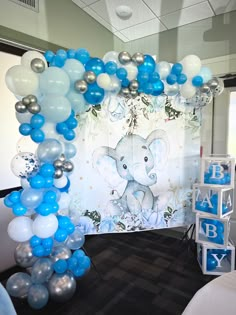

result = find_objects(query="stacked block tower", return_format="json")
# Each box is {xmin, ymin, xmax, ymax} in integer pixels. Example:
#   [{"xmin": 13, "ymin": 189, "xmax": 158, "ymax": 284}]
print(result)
[{"xmin": 193, "ymin": 155, "xmax": 235, "ymax": 275}]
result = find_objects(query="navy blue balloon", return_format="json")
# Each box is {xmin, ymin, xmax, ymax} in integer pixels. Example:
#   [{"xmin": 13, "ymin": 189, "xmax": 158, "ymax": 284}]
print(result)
[
  {"xmin": 19, "ymin": 123, "xmax": 32, "ymax": 136},
  {"xmin": 149, "ymin": 72, "xmax": 160, "ymax": 83},
  {"xmin": 116, "ymin": 67, "xmax": 127, "ymax": 80},
  {"xmin": 75, "ymin": 48, "xmax": 90, "ymax": 64},
  {"xmin": 166, "ymin": 74, "xmax": 177, "ymax": 85},
  {"xmin": 152, "ymin": 80, "xmax": 164, "ymax": 96},
  {"xmin": 171, "ymin": 63, "xmax": 183, "ymax": 75},
  {"xmin": 30, "ymin": 129, "xmax": 45, "ymax": 143},
  {"xmin": 138, "ymin": 54, "xmax": 155, "ymax": 74},
  {"xmin": 30, "ymin": 114, "xmax": 45, "ymax": 129},
  {"xmin": 105, "ymin": 61, "xmax": 117, "ymax": 75},
  {"xmin": 137, "ymin": 71, "xmax": 149, "ymax": 84},
  {"xmin": 177, "ymin": 73, "xmax": 187, "ymax": 85},
  {"xmin": 85, "ymin": 57, "xmax": 104, "ymax": 76},
  {"xmin": 44, "ymin": 50, "xmax": 54, "ymax": 63},
  {"xmin": 67, "ymin": 49, "xmax": 76, "ymax": 59},
  {"xmin": 192, "ymin": 75, "xmax": 203, "ymax": 87},
  {"xmin": 84, "ymin": 83, "xmax": 104, "ymax": 105}
]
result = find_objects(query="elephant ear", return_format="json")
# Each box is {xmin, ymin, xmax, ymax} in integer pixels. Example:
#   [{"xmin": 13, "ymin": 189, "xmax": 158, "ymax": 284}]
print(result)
[
  {"xmin": 146, "ymin": 129, "xmax": 169, "ymax": 170},
  {"xmin": 92, "ymin": 146, "xmax": 126, "ymax": 189}
]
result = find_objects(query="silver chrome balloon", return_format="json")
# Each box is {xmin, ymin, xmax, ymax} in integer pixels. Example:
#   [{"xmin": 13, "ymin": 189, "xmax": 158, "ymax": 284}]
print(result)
[
  {"xmin": 130, "ymin": 90, "xmax": 138, "ymax": 98},
  {"xmin": 129, "ymin": 80, "xmax": 139, "ymax": 91},
  {"xmin": 50, "ymin": 244, "xmax": 72, "ymax": 263},
  {"xmin": 132, "ymin": 52, "xmax": 144, "ymax": 65},
  {"xmin": 22, "ymin": 96, "xmax": 31, "ymax": 106},
  {"xmin": 84, "ymin": 71, "xmax": 96, "ymax": 84},
  {"xmin": 15, "ymin": 101, "xmax": 27, "ymax": 113},
  {"xmin": 53, "ymin": 159, "xmax": 64, "ymax": 169},
  {"xmin": 62, "ymin": 161, "xmax": 74, "ymax": 172},
  {"xmin": 28, "ymin": 102, "xmax": 41, "ymax": 114},
  {"xmin": 28, "ymin": 95, "xmax": 38, "ymax": 103},
  {"xmin": 54, "ymin": 168, "xmax": 63, "ymax": 179},
  {"xmin": 48, "ymin": 272, "xmax": 76, "ymax": 302},
  {"xmin": 14, "ymin": 241, "xmax": 37, "ymax": 268},
  {"xmin": 118, "ymin": 51, "xmax": 131, "ymax": 65},
  {"xmin": 74, "ymin": 79, "xmax": 88, "ymax": 94},
  {"xmin": 31, "ymin": 58, "xmax": 46, "ymax": 73},
  {"xmin": 120, "ymin": 87, "xmax": 130, "ymax": 97},
  {"xmin": 59, "ymin": 154, "xmax": 66, "ymax": 162},
  {"xmin": 200, "ymin": 83, "xmax": 210, "ymax": 94}
]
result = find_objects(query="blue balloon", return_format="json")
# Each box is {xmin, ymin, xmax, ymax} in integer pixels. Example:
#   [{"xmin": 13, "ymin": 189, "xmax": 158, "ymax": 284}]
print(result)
[
  {"xmin": 73, "ymin": 249, "xmax": 85, "ymax": 259},
  {"xmin": 149, "ymin": 72, "xmax": 160, "ymax": 83},
  {"xmin": 58, "ymin": 178, "xmax": 71, "ymax": 192},
  {"xmin": 116, "ymin": 68, "xmax": 127, "ymax": 80},
  {"xmin": 67, "ymin": 257, "xmax": 78, "ymax": 271},
  {"xmin": 58, "ymin": 215, "xmax": 71, "ymax": 229},
  {"xmin": 4, "ymin": 196, "xmax": 13, "ymax": 207},
  {"xmin": 105, "ymin": 61, "xmax": 117, "ymax": 75},
  {"xmin": 53, "ymin": 259, "xmax": 68, "ymax": 274},
  {"xmin": 42, "ymin": 237, "xmax": 53, "ymax": 249},
  {"xmin": 32, "ymin": 245, "xmax": 45, "ymax": 257},
  {"xmin": 66, "ymin": 222, "xmax": 75, "ymax": 235},
  {"xmin": 30, "ymin": 129, "xmax": 45, "ymax": 143},
  {"xmin": 73, "ymin": 267, "xmax": 85, "ymax": 277},
  {"xmin": 56, "ymin": 122, "xmax": 69, "ymax": 135},
  {"xmin": 30, "ymin": 175, "xmax": 46, "ymax": 189},
  {"xmin": 40, "ymin": 163, "xmax": 55, "ymax": 178},
  {"xmin": 50, "ymin": 202, "xmax": 59, "ymax": 213},
  {"xmin": 54, "ymin": 55, "xmax": 65, "ymax": 68},
  {"xmin": 177, "ymin": 73, "xmax": 187, "ymax": 85},
  {"xmin": 80, "ymin": 256, "xmax": 91, "ymax": 269},
  {"xmin": 85, "ymin": 57, "xmax": 105, "ymax": 76},
  {"xmin": 36, "ymin": 202, "xmax": 53, "ymax": 216},
  {"xmin": 56, "ymin": 49, "xmax": 67, "ymax": 61},
  {"xmin": 44, "ymin": 177, "xmax": 54, "ymax": 188},
  {"xmin": 138, "ymin": 54, "xmax": 155, "ymax": 74},
  {"xmin": 64, "ymin": 129, "xmax": 76, "ymax": 141},
  {"xmin": 30, "ymin": 114, "xmax": 45, "ymax": 129},
  {"xmin": 171, "ymin": 63, "xmax": 183, "ymax": 75},
  {"xmin": 166, "ymin": 74, "xmax": 177, "ymax": 85},
  {"xmin": 192, "ymin": 75, "xmax": 203, "ymax": 87},
  {"xmin": 67, "ymin": 49, "xmax": 76, "ymax": 59},
  {"xmin": 43, "ymin": 190, "xmax": 57, "ymax": 203},
  {"xmin": 19, "ymin": 123, "xmax": 31, "ymax": 136},
  {"xmin": 27, "ymin": 284, "xmax": 49, "ymax": 310},
  {"xmin": 12, "ymin": 203, "xmax": 27, "ymax": 216},
  {"xmin": 44, "ymin": 50, "xmax": 54, "ymax": 63},
  {"xmin": 65, "ymin": 117, "xmax": 78, "ymax": 130},
  {"xmin": 9, "ymin": 191, "xmax": 21, "ymax": 203},
  {"xmin": 137, "ymin": 71, "xmax": 149, "ymax": 84},
  {"xmin": 75, "ymin": 48, "xmax": 90, "ymax": 64},
  {"xmin": 152, "ymin": 80, "xmax": 164, "ymax": 96},
  {"xmin": 54, "ymin": 228, "xmax": 68, "ymax": 242},
  {"xmin": 84, "ymin": 82, "xmax": 104, "ymax": 105},
  {"xmin": 121, "ymin": 78, "xmax": 130, "ymax": 87},
  {"xmin": 143, "ymin": 82, "xmax": 153, "ymax": 94},
  {"xmin": 30, "ymin": 235, "xmax": 42, "ymax": 248},
  {"xmin": 64, "ymin": 142, "xmax": 77, "ymax": 159},
  {"xmin": 206, "ymin": 256, "xmax": 217, "ymax": 271}
]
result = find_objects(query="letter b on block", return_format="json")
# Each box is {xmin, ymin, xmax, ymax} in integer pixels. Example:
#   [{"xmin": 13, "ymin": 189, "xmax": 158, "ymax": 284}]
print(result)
[{"xmin": 204, "ymin": 223, "xmax": 217, "ymax": 238}]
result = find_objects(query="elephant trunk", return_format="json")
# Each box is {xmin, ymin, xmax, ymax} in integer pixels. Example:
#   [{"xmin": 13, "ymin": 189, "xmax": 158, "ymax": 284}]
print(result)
[{"xmin": 133, "ymin": 165, "xmax": 157, "ymax": 186}]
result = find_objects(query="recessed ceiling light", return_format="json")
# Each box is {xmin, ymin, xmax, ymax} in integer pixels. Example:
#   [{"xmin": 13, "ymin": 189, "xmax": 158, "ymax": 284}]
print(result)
[{"xmin": 115, "ymin": 5, "xmax": 133, "ymax": 20}]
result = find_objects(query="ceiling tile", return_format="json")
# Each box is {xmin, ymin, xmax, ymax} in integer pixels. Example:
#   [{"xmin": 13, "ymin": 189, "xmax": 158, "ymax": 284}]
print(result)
[
  {"xmin": 209, "ymin": 0, "xmax": 236, "ymax": 15},
  {"xmin": 72, "ymin": 0, "xmax": 87, "ymax": 8},
  {"xmin": 143, "ymin": 0, "xmax": 205, "ymax": 17},
  {"xmin": 82, "ymin": 0, "xmax": 100, "ymax": 5},
  {"xmin": 120, "ymin": 18, "xmax": 167, "ymax": 41},
  {"xmin": 159, "ymin": 1, "xmax": 214, "ymax": 29},
  {"xmin": 88, "ymin": 0, "xmax": 156, "ymax": 31},
  {"xmin": 114, "ymin": 31, "xmax": 130, "ymax": 42},
  {"xmin": 84, "ymin": 6, "xmax": 117, "ymax": 32}
]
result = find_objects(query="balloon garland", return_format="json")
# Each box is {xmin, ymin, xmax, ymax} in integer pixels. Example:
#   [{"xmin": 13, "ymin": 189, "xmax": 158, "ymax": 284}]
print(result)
[{"xmin": 3, "ymin": 48, "xmax": 223, "ymax": 309}]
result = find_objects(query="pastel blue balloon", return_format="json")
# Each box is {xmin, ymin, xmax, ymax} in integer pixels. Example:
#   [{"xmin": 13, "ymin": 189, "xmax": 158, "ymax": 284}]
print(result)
[
  {"xmin": 138, "ymin": 54, "xmax": 155, "ymax": 74},
  {"xmin": 105, "ymin": 61, "xmax": 117, "ymax": 75},
  {"xmin": 63, "ymin": 59, "xmax": 85, "ymax": 85},
  {"xmin": 75, "ymin": 48, "xmax": 90, "ymax": 64},
  {"xmin": 64, "ymin": 142, "xmax": 77, "ymax": 159},
  {"xmin": 19, "ymin": 123, "xmax": 31, "ymax": 136},
  {"xmin": 40, "ymin": 95, "xmax": 71, "ymax": 123},
  {"xmin": 171, "ymin": 63, "xmax": 183, "ymax": 75},
  {"xmin": 20, "ymin": 188, "xmax": 44, "ymax": 208},
  {"xmin": 31, "ymin": 258, "xmax": 53, "ymax": 284},
  {"xmin": 177, "ymin": 73, "xmax": 187, "ymax": 85},
  {"xmin": 30, "ymin": 129, "xmax": 45, "ymax": 143},
  {"xmin": 65, "ymin": 228, "xmax": 85, "ymax": 250},
  {"xmin": 85, "ymin": 57, "xmax": 105, "ymax": 75},
  {"xmin": 199, "ymin": 66, "xmax": 212, "ymax": 83},
  {"xmin": 84, "ymin": 82, "xmax": 104, "ymax": 105},
  {"xmin": 37, "ymin": 139, "xmax": 62, "ymax": 163},
  {"xmin": 192, "ymin": 75, "xmax": 203, "ymax": 87},
  {"xmin": 44, "ymin": 50, "xmax": 54, "ymax": 63},
  {"xmin": 152, "ymin": 80, "xmax": 164, "ymax": 96},
  {"xmin": 39, "ymin": 67, "xmax": 70, "ymax": 95},
  {"xmin": 67, "ymin": 90, "xmax": 87, "ymax": 114},
  {"xmin": 27, "ymin": 284, "xmax": 49, "ymax": 310},
  {"xmin": 166, "ymin": 74, "xmax": 177, "ymax": 85}
]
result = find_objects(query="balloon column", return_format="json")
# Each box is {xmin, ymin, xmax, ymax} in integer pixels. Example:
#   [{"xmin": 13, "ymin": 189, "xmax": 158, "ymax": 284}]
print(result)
[{"xmin": 3, "ymin": 48, "xmax": 222, "ymax": 309}]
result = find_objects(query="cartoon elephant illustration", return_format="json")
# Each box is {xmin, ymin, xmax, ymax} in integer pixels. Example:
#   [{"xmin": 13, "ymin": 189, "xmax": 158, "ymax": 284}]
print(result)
[{"xmin": 93, "ymin": 130, "xmax": 169, "ymax": 216}]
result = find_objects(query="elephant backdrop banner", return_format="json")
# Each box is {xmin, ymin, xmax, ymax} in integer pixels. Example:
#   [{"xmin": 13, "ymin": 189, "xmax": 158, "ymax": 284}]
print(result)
[{"xmin": 67, "ymin": 94, "xmax": 200, "ymax": 234}]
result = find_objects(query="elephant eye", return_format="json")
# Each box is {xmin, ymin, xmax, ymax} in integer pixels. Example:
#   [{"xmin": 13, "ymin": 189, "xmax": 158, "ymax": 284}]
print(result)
[
  {"xmin": 144, "ymin": 156, "xmax": 148, "ymax": 162},
  {"xmin": 123, "ymin": 164, "xmax": 127, "ymax": 169}
]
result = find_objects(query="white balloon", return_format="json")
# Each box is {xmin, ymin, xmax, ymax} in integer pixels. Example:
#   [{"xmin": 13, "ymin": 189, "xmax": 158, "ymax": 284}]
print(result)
[
  {"xmin": 11, "ymin": 152, "xmax": 39, "ymax": 178},
  {"xmin": 16, "ymin": 136, "xmax": 38, "ymax": 153},
  {"xmin": 97, "ymin": 73, "xmax": 111, "ymax": 89},
  {"xmin": 180, "ymin": 81, "xmax": 196, "ymax": 98},
  {"xmin": 108, "ymin": 75, "xmax": 121, "ymax": 93},
  {"xmin": 20, "ymin": 178, "xmax": 31, "ymax": 189},
  {"xmin": 181, "ymin": 55, "xmax": 201, "ymax": 78},
  {"xmin": 103, "ymin": 51, "xmax": 120, "ymax": 65},
  {"xmin": 58, "ymin": 192, "xmax": 71, "ymax": 211},
  {"xmin": 15, "ymin": 111, "xmax": 33, "ymax": 124},
  {"xmin": 5, "ymin": 65, "xmax": 39, "ymax": 96},
  {"xmin": 164, "ymin": 82, "xmax": 179, "ymax": 96},
  {"xmin": 21, "ymin": 51, "xmax": 48, "ymax": 70},
  {"xmin": 32, "ymin": 214, "xmax": 58, "ymax": 238},
  {"xmin": 156, "ymin": 61, "xmax": 171, "ymax": 80},
  {"xmin": 124, "ymin": 62, "xmax": 138, "ymax": 81},
  {"xmin": 54, "ymin": 175, "xmax": 68, "ymax": 189},
  {"xmin": 8, "ymin": 217, "xmax": 33, "ymax": 242}
]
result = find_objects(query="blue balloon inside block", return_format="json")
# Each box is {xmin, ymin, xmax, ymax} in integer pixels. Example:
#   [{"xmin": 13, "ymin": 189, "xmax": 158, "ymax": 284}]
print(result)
[
  {"xmin": 206, "ymin": 255, "xmax": 217, "ymax": 271},
  {"xmin": 195, "ymin": 201, "xmax": 209, "ymax": 212}
]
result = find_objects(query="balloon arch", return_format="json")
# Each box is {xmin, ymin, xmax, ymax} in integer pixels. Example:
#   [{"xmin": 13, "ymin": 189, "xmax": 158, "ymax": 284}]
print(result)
[{"xmin": 3, "ymin": 48, "xmax": 223, "ymax": 309}]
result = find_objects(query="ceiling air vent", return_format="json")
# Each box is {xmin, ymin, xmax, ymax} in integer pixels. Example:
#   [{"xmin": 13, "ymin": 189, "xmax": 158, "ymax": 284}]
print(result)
[{"xmin": 9, "ymin": 0, "xmax": 39, "ymax": 12}]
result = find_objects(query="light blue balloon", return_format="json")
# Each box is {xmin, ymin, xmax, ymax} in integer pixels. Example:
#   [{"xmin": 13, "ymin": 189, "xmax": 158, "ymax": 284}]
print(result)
[
  {"xmin": 27, "ymin": 284, "xmax": 49, "ymax": 310},
  {"xmin": 64, "ymin": 143, "xmax": 77, "ymax": 159},
  {"xmin": 31, "ymin": 258, "xmax": 53, "ymax": 284},
  {"xmin": 37, "ymin": 139, "xmax": 62, "ymax": 163},
  {"xmin": 199, "ymin": 67, "xmax": 212, "ymax": 83},
  {"xmin": 40, "ymin": 95, "xmax": 71, "ymax": 123},
  {"xmin": 63, "ymin": 59, "xmax": 85, "ymax": 85},
  {"xmin": 65, "ymin": 228, "xmax": 85, "ymax": 250},
  {"xmin": 67, "ymin": 90, "xmax": 88, "ymax": 114},
  {"xmin": 39, "ymin": 67, "xmax": 70, "ymax": 95},
  {"xmin": 6, "ymin": 272, "xmax": 32, "ymax": 298},
  {"xmin": 20, "ymin": 188, "xmax": 44, "ymax": 208}
]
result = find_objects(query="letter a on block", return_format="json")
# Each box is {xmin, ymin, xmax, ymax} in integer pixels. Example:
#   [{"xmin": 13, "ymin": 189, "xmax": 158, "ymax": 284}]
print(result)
[
  {"xmin": 201, "ymin": 193, "xmax": 213, "ymax": 208},
  {"xmin": 211, "ymin": 253, "xmax": 227, "ymax": 268},
  {"xmin": 204, "ymin": 223, "xmax": 217, "ymax": 238},
  {"xmin": 227, "ymin": 194, "xmax": 232, "ymax": 207},
  {"xmin": 211, "ymin": 164, "xmax": 224, "ymax": 179}
]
